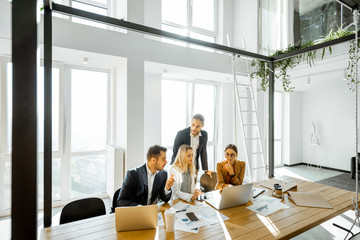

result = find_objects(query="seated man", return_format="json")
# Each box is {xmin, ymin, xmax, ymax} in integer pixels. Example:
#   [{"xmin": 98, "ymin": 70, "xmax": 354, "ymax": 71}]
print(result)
[{"xmin": 117, "ymin": 145, "xmax": 175, "ymax": 206}]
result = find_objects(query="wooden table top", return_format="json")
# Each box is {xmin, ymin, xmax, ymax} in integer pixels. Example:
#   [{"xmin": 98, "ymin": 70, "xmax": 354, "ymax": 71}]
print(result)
[{"xmin": 40, "ymin": 176, "xmax": 356, "ymax": 240}]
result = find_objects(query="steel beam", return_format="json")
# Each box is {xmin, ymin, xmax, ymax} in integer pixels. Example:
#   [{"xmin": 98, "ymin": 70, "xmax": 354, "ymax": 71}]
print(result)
[{"xmin": 51, "ymin": 3, "xmax": 272, "ymax": 62}]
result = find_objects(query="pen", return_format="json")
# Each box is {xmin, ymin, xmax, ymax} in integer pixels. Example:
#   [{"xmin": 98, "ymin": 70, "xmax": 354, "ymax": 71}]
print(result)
[{"xmin": 176, "ymin": 209, "xmax": 186, "ymax": 213}]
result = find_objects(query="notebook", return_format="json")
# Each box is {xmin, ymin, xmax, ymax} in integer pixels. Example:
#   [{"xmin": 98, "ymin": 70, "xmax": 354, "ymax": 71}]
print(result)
[
  {"xmin": 205, "ymin": 183, "xmax": 253, "ymax": 210},
  {"xmin": 115, "ymin": 205, "xmax": 158, "ymax": 231}
]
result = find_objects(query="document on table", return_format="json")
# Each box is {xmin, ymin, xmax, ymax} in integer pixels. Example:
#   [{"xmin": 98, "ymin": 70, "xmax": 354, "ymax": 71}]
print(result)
[
  {"xmin": 247, "ymin": 195, "xmax": 289, "ymax": 216},
  {"xmin": 169, "ymin": 202, "xmax": 229, "ymax": 233}
]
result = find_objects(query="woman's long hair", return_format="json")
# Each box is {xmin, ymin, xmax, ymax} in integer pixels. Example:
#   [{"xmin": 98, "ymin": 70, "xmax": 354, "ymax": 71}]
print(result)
[{"xmin": 173, "ymin": 144, "xmax": 195, "ymax": 178}]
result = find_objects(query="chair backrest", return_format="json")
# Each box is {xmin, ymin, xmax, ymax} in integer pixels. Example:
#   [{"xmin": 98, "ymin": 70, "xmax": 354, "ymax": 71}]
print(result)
[
  {"xmin": 110, "ymin": 188, "xmax": 121, "ymax": 214},
  {"xmin": 200, "ymin": 172, "xmax": 217, "ymax": 192},
  {"xmin": 59, "ymin": 197, "xmax": 106, "ymax": 225}
]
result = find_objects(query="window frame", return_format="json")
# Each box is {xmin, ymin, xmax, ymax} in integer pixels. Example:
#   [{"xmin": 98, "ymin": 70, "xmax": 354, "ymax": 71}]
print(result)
[
  {"xmin": 162, "ymin": 0, "xmax": 218, "ymax": 44},
  {"xmin": 161, "ymin": 76, "xmax": 220, "ymax": 171},
  {"xmin": 0, "ymin": 60, "xmax": 112, "ymax": 216}
]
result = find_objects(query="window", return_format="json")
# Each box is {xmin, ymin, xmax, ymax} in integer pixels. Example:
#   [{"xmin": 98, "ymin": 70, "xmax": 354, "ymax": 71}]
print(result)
[
  {"xmin": 161, "ymin": 79, "xmax": 218, "ymax": 170},
  {"xmin": 70, "ymin": 68, "xmax": 108, "ymax": 198},
  {"xmin": 162, "ymin": 0, "xmax": 217, "ymax": 48},
  {"xmin": 0, "ymin": 60, "xmax": 110, "ymax": 215}
]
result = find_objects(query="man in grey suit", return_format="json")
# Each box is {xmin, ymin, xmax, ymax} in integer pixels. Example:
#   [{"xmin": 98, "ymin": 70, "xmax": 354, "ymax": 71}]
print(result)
[{"xmin": 171, "ymin": 114, "xmax": 212, "ymax": 177}]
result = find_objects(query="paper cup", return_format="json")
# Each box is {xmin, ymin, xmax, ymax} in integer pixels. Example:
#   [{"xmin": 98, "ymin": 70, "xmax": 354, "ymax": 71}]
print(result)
[{"xmin": 165, "ymin": 209, "xmax": 176, "ymax": 232}]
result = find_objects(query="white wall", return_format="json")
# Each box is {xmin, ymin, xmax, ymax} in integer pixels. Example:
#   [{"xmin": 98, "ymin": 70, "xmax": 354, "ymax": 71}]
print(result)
[
  {"xmin": 302, "ymin": 87, "xmax": 354, "ymax": 171},
  {"xmin": 233, "ymin": 0, "xmax": 258, "ymax": 52},
  {"xmin": 283, "ymin": 92, "xmax": 303, "ymax": 165}
]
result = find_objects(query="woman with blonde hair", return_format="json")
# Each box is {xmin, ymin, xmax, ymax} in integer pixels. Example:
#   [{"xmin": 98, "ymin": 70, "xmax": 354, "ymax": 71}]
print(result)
[
  {"xmin": 216, "ymin": 144, "xmax": 245, "ymax": 190},
  {"xmin": 168, "ymin": 145, "xmax": 202, "ymax": 202}
]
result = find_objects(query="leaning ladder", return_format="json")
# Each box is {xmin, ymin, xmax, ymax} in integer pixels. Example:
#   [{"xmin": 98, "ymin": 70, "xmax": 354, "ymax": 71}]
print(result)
[{"xmin": 232, "ymin": 54, "xmax": 268, "ymax": 182}]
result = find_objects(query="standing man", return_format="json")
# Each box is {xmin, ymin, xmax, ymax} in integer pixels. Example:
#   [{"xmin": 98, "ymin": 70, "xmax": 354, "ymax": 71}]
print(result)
[
  {"xmin": 171, "ymin": 114, "xmax": 212, "ymax": 177},
  {"xmin": 117, "ymin": 145, "xmax": 175, "ymax": 207}
]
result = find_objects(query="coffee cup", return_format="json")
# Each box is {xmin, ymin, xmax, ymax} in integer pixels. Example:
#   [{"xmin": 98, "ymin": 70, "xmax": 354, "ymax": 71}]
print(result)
[{"xmin": 165, "ymin": 209, "xmax": 176, "ymax": 232}]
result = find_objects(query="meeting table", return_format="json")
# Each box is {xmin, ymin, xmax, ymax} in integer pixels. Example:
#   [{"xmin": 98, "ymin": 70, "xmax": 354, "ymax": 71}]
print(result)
[{"xmin": 40, "ymin": 175, "xmax": 357, "ymax": 240}]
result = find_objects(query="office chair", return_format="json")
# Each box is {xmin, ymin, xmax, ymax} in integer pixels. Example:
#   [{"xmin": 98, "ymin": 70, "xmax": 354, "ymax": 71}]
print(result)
[
  {"xmin": 200, "ymin": 172, "xmax": 217, "ymax": 192},
  {"xmin": 110, "ymin": 188, "xmax": 121, "ymax": 214},
  {"xmin": 59, "ymin": 197, "xmax": 106, "ymax": 225}
]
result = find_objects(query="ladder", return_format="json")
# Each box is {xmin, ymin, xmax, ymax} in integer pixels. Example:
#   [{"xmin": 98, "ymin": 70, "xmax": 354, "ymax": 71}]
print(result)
[{"xmin": 232, "ymin": 54, "xmax": 268, "ymax": 182}]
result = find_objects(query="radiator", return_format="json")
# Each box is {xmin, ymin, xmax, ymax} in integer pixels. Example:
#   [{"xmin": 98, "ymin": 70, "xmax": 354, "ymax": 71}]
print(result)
[{"xmin": 106, "ymin": 145, "xmax": 125, "ymax": 197}]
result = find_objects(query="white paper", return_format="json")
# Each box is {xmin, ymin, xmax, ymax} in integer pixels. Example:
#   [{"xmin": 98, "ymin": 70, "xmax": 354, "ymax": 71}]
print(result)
[
  {"xmin": 157, "ymin": 212, "xmax": 164, "ymax": 227},
  {"xmin": 247, "ymin": 195, "xmax": 289, "ymax": 216},
  {"xmin": 169, "ymin": 202, "xmax": 230, "ymax": 232}
]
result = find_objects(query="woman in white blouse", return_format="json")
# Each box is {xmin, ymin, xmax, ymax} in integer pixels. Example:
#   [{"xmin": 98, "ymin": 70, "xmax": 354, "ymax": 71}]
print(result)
[{"xmin": 168, "ymin": 145, "xmax": 202, "ymax": 202}]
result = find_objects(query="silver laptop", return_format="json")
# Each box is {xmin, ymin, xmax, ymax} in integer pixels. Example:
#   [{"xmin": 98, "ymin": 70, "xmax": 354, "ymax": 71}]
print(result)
[
  {"xmin": 205, "ymin": 183, "xmax": 253, "ymax": 210},
  {"xmin": 115, "ymin": 205, "xmax": 158, "ymax": 231}
]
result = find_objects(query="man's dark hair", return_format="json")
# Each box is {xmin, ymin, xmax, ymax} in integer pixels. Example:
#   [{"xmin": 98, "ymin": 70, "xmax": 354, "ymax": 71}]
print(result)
[
  {"xmin": 192, "ymin": 114, "xmax": 205, "ymax": 125},
  {"xmin": 147, "ymin": 145, "xmax": 167, "ymax": 161}
]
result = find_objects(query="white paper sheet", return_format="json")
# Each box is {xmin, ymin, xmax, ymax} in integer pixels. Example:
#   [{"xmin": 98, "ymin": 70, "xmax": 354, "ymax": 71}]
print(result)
[
  {"xmin": 169, "ymin": 202, "xmax": 230, "ymax": 232},
  {"xmin": 247, "ymin": 195, "xmax": 289, "ymax": 216}
]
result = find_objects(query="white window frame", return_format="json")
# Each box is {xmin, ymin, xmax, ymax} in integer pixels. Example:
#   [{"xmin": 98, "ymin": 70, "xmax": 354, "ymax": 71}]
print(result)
[
  {"xmin": 162, "ymin": 0, "xmax": 218, "ymax": 44},
  {"xmin": 161, "ymin": 77, "xmax": 220, "ymax": 171},
  {"xmin": 62, "ymin": 65, "xmax": 110, "ymax": 202},
  {"xmin": 0, "ymin": 59, "xmax": 112, "ymax": 215}
]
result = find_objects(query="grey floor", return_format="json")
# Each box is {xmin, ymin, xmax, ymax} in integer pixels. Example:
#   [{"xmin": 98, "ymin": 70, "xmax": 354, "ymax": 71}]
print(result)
[{"xmin": 0, "ymin": 165, "xmax": 354, "ymax": 239}]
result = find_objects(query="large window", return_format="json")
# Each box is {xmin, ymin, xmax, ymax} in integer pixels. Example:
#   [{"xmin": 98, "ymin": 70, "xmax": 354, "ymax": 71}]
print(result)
[
  {"xmin": 161, "ymin": 79, "xmax": 218, "ymax": 170},
  {"xmin": 0, "ymin": 59, "xmax": 110, "ymax": 215},
  {"xmin": 70, "ymin": 68, "xmax": 108, "ymax": 198},
  {"xmin": 162, "ymin": 0, "xmax": 217, "ymax": 48}
]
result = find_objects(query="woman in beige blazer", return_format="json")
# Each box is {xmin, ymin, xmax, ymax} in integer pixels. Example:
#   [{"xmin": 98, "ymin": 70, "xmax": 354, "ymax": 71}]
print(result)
[{"xmin": 216, "ymin": 144, "xmax": 245, "ymax": 190}]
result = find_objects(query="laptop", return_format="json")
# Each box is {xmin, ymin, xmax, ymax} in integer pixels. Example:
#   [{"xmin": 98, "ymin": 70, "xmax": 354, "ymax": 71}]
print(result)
[
  {"xmin": 115, "ymin": 205, "xmax": 158, "ymax": 231},
  {"xmin": 205, "ymin": 183, "xmax": 253, "ymax": 210}
]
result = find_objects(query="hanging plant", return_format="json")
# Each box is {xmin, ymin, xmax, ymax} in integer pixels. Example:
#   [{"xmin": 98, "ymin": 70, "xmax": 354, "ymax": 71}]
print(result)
[
  {"xmin": 251, "ymin": 25, "xmax": 353, "ymax": 92},
  {"xmin": 346, "ymin": 39, "xmax": 360, "ymax": 91}
]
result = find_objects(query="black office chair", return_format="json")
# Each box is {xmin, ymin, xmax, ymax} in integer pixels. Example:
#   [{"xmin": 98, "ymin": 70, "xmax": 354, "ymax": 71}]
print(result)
[
  {"xmin": 200, "ymin": 172, "xmax": 217, "ymax": 192},
  {"xmin": 59, "ymin": 197, "xmax": 106, "ymax": 225},
  {"xmin": 110, "ymin": 188, "xmax": 121, "ymax": 214}
]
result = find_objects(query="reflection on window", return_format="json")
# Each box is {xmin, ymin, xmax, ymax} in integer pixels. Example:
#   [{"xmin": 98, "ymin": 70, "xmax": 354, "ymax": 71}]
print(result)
[
  {"xmin": 71, "ymin": 154, "xmax": 107, "ymax": 198},
  {"xmin": 71, "ymin": 69, "xmax": 107, "ymax": 152},
  {"xmin": 161, "ymin": 80, "xmax": 187, "ymax": 146}
]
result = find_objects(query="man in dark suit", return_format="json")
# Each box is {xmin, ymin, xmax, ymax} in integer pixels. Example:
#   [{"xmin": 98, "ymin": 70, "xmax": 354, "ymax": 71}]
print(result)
[
  {"xmin": 171, "ymin": 114, "xmax": 212, "ymax": 177},
  {"xmin": 117, "ymin": 145, "xmax": 175, "ymax": 206}
]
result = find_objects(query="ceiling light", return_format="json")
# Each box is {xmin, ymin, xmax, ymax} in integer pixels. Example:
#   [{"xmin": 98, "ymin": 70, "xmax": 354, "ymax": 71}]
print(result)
[
  {"xmin": 83, "ymin": 57, "xmax": 88, "ymax": 64},
  {"xmin": 162, "ymin": 69, "xmax": 168, "ymax": 76}
]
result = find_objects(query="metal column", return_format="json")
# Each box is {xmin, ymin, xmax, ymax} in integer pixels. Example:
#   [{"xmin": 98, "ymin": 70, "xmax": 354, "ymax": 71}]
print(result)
[
  {"xmin": 44, "ymin": 1, "xmax": 53, "ymax": 228},
  {"xmin": 11, "ymin": 0, "xmax": 38, "ymax": 239},
  {"xmin": 268, "ymin": 61, "xmax": 275, "ymax": 178}
]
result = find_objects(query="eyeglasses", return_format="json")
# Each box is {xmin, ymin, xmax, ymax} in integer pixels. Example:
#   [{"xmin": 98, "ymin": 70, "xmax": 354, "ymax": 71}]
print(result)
[{"xmin": 224, "ymin": 153, "xmax": 236, "ymax": 158}]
